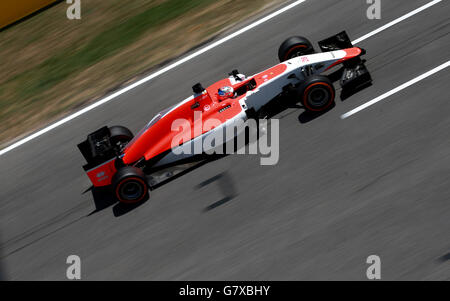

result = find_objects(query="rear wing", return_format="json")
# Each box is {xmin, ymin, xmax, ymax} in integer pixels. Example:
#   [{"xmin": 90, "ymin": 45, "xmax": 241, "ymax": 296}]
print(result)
[
  {"xmin": 319, "ymin": 31, "xmax": 372, "ymax": 91},
  {"xmin": 78, "ymin": 126, "xmax": 116, "ymax": 171},
  {"xmin": 78, "ymin": 126, "xmax": 119, "ymax": 187}
]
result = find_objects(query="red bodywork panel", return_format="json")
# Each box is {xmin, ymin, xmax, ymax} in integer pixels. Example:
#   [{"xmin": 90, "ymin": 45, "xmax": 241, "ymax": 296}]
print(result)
[
  {"xmin": 121, "ymin": 63, "xmax": 288, "ymax": 165},
  {"xmin": 253, "ymin": 63, "xmax": 288, "ymax": 85},
  {"xmin": 87, "ymin": 158, "xmax": 117, "ymax": 187},
  {"xmin": 121, "ymin": 90, "xmax": 242, "ymax": 165}
]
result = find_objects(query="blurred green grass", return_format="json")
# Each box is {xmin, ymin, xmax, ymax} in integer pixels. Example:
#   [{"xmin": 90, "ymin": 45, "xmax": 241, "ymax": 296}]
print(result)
[
  {"xmin": 0, "ymin": 0, "xmax": 283, "ymax": 145},
  {"xmin": 14, "ymin": 0, "xmax": 213, "ymax": 99}
]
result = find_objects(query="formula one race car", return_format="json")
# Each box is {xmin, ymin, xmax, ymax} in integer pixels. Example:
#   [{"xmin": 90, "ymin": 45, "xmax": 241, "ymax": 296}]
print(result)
[{"xmin": 78, "ymin": 31, "xmax": 371, "ymax": 204}]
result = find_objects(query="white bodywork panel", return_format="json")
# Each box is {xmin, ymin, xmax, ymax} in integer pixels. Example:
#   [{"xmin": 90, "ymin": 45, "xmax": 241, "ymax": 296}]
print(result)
[{"xmin": 152, "ymin": 50, "xmax": 349, "ymax": 168}]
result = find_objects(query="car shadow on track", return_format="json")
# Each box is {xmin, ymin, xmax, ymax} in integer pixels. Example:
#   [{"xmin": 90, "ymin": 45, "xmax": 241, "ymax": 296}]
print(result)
[
  {"xmin": 298, "ymin": 102, "xmax": 336, "ymax": 124},
  {"xmin": 437, "ymin": 252, "xmax": 450, "ymax": 262},
  {"xmin": 86, "ymin": 187, "xmax": 114, "ymax": 216},
  {"xmin": 196, "ymin": 171, "xmax": 238, "ymax": 212},
  {"xmin": 340, "ymin": 82, "xmax": 373, "ymax": 101},
  {"xmin": 86, "ymin": 155, "xmax": 229, "ymax": 217},
  {"xmin": 86, "ymin": 186, "xmax": 148, "ymax": 218}
]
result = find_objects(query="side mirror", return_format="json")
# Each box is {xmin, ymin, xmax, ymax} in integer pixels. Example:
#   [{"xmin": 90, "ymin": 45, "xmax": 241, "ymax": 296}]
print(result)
[{"xmin": 192, "ymin": 83, "xmax": 205, "ymax": 94}]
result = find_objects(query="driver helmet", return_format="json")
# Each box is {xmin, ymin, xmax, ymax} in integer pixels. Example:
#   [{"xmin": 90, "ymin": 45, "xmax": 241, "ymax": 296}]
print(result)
[{"xmin": 218, "ymin": 86, "xmax": 234, "ymax": 101}]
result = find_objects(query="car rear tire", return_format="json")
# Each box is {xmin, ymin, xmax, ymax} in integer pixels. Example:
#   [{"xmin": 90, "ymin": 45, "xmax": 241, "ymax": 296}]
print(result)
[
  {"xmin": 298, "ymin": 75, "xmax": 335, "ymax": 112},
  {"xmin": 109, "ymin": 126, "xmax": 133, "ymax": 150},
  {"xmin": 278, "ymin": 36, "xmax": 315, "ymax": 62},
  {"xmin": 112, "ymin": 166, "xmax": 149, "ymax": 204}
]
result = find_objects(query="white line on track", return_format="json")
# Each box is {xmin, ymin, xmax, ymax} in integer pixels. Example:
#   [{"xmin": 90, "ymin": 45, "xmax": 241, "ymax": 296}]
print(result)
[
  {"xmin": 352, "ymin": 0, "xmax": 442, "ymax": 44},
  {"xmin": 0, "ymin": 0, "xmax": 307, "ymax": 157},
  {"xmin": 0, "ymin": 0, "xmax": 442, "ymax": 156},
  {"xmin": 341, "ymin": 60, "xmax": 450, "ymax": 119}
]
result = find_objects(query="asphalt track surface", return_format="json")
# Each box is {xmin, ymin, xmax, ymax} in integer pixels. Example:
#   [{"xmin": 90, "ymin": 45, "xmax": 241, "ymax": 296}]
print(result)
[{"xmin": 1, "ymin": 0, "xmax": 449, "ymax": 280}]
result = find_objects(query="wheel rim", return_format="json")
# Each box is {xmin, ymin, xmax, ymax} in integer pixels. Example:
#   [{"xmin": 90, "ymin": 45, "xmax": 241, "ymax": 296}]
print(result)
[
  {"xmin": 307, "ymin": 86, "xmax": 331, "ymax": 107},
  {"xmin": 119, "ymin": 180, "xmax": 144, "ymax": 201}
]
